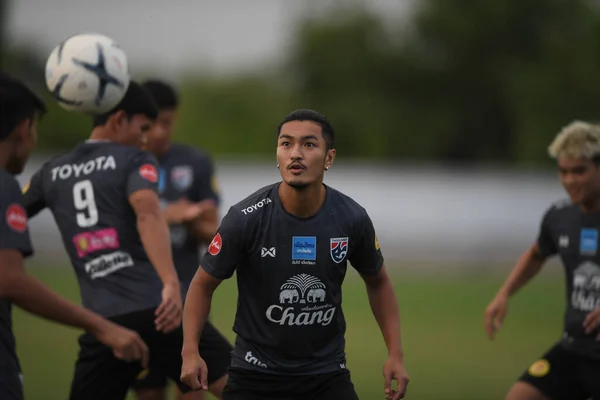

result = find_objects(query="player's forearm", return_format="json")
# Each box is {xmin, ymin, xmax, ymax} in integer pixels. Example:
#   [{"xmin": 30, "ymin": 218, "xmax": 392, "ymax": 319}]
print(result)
[
  {"xmin": 366, "ymin": 277, "xmax": 404, "ymax": 359},
  {"xmin": 136, "ymin": 212, "xmax": 179, "ymax": 286},
  {"xmin": 181, "ymin": 272, "xmax": 214, "ymax": 354},
  {"xmin": 2, "ymin": 273, "xmax": 111, "ymax": 335},
  {"xmin": 498, "ymin": 245, "xmax": 545, "ymax": 298},
  {"xmin": 187, "ymin": 217, "xmax": 217, "ymax": 244}
]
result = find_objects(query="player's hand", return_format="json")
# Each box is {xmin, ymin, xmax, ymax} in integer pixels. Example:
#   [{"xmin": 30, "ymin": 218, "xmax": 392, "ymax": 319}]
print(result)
[
  {"xmin": 180, "ymin": 350, "xmax": 208, "ymax": 391},
  {"xmin": 95, "ymin": 322, "xmax": 149, "ymax": 368},
  {"xmin": 383, "ymin": 355, "xmax": 409, "ymax": 400},
  {"xmin": 583, "ymin": 306, "xmax": 600, "ymax": 339},
  {"xmin": 164, "ymin": 199, "xmax": 213, "ymax": 224},
  {"xmin": 484, "ymin": 293, "xmax": 508, "ymax": 340},
  {"xmin": 155, "ymin": 282, "xmax": 183, "ymax": 333}
]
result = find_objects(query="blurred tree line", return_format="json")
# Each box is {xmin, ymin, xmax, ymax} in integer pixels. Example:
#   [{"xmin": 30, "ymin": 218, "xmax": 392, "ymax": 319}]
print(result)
[{"xmin": 4, "ymin": 0, "xmax": 600, "ymax": 166}]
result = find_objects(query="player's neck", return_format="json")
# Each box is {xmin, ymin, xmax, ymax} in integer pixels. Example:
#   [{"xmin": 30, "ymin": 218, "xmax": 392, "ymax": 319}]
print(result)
[
  {"xmin": 89, "ymin": 127, "xmax": 115, "ymax": 142},
  {"xmin": 278, "ymin": 182, "xmax": 326, "ymax": 218},
  {"xmin": 580, "ymin": 197, "xmax": 600, "ymax": 214}
]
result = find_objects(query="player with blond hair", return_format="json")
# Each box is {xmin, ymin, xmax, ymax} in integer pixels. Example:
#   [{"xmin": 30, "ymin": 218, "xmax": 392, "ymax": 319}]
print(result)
[{"xmin": 484, "ymin": 120, "xmax": 600, "ymax": 400}]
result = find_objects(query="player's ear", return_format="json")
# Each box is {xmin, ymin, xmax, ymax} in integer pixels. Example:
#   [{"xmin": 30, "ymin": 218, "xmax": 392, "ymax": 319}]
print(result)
[
  {"xmin": 109, "ymin": 110, "xmax": 127, "ymax": 131},
  {"xmin": 324, "ymin": 148, "xmax": 336, "ymax": 171},
  {"xmin": 11, "ymin": 119, "xmax": 31, "ymax": 143}
]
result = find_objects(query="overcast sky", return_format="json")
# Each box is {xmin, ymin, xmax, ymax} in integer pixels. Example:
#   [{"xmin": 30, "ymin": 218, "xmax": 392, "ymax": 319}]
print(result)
[{"xmin": 6, "ymin": 0, "xmax": 413, "ymax": 79}]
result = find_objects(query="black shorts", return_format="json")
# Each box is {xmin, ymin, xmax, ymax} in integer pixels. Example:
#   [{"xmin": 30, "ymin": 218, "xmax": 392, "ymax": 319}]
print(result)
[
  {"xmin": 131, "ymin": 320, "xmax": 232, "ymax": 391},
  {"xmin": 518, "ymin": 343, "xmax": 600, "ymax": 400},
  {"xmin": 222, "ymin": 367, "xmax": 359, "ymax": 400},
  {"xmin": 68, "ymin": 308, "xmax": 231, "ymax": 400}
]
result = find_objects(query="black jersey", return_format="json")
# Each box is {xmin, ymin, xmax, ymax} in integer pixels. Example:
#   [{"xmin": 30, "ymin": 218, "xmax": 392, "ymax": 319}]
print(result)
[
  {"xmin": 23, "ymin": 141, "xmax": 164, "ymax": 317},
  {"xmin": 0, "ymin": 169, "xmax": 33, "ymax": 399},
  {"xmin": 157, "ymin": 144, "xmax": 219, "ymax": 293},
  {"xmin": 537, "ymin": 199, "xmax": 600, "ymax": 358},
  {"xmin": 200, "ymin": 183, "xmax": 383, "ymax": 375}
]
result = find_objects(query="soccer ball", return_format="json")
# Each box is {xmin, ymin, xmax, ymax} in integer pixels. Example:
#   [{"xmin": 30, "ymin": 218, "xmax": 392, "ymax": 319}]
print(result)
[{"xmin": 45, "ymin": 33, "xmax": 130, "ymax": 114}]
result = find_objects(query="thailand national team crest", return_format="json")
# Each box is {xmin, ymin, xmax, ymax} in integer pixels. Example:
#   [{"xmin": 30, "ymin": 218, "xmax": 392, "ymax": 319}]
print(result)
[
  {"xmin": 171, "ymin": 165, "xmax": 193, "ymax": 192},
  {"xmin": 330, "ymin": 237, "xmax": 349, "ymax": 264}
]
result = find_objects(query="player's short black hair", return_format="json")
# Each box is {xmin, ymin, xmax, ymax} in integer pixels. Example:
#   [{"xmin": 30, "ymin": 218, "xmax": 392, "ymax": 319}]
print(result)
[
  {"xmin": 92, "ymin": 81, "xmax": 158, "ymax": 127},
  {"xmin": 277, "ymin": 109, "xmax": 335, "ymax": 150},
  {"xmin": 0, "ymin": 71, "xmax": 47, "ymax": 140},
  {"xmin": 141, "ymin": 79, "xmax": 179, "ymax": 110}
]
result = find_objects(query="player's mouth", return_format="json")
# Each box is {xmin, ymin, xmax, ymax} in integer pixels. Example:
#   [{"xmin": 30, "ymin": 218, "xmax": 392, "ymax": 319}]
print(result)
[{"xmin": 288, "ymin": 163, "xmax": 306, "ymax": 175}]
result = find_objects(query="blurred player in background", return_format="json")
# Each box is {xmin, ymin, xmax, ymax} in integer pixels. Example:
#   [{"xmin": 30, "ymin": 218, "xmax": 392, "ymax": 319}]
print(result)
[
  {"xmin": 22, "ymin": 81, "xmax": 208, "ymax": 400},
  {"xmin": 130, "ymin": 79, "xmax": 231, "ymax": 400},
  {"xmin": 180, "ymin": 109, "xmax": 409, "ymax": 400},
  {"xmin": 485, "ymin": 121, "xmax": 600, "ymax": 400},
  {"xmin": 0, "ymin": 72, "xmax": 149, "ymax": 400}
]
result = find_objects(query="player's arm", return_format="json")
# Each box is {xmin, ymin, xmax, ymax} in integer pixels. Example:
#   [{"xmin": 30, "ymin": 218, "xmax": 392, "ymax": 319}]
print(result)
[
  {"xmin": 484, "ymin": 208, "xmax": 555, "ymax": 340},
  {"xmin": 126, "ymin": 155, "xmax": 181, "ymax": 333},
  {"xmin": 186, "ymin": 153, "xmax": 220, "ymax": 244},
  {"xmin": 0, "ymin": 179, "xmax": 148, "ymax": 366},
  {"xmin": 350, "ymin": 213, "xmax": 409, "ymax": 399},
  {"xmin": 181, "ymin": 207, "xmax": 243, "ymax": 390},
  {"xmin": 22, "ymin": 166, "xmax": 46, "ymax": 218}
]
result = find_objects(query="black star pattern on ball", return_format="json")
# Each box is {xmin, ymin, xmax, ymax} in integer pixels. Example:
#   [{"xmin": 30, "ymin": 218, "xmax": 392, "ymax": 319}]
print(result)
[
  {"xmin": 71, "ymin": 42, "xmax": 125, "ymax": 106},
  {"xmin": 51, "ymin": 74, "xmax": 83, "ymax": 107}
]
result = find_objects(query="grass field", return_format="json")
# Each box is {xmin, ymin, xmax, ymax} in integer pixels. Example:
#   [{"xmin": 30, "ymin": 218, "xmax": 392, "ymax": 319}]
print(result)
[{"xmin": 13, "ymin": 265, "xmax": 566, "ymax": 400}]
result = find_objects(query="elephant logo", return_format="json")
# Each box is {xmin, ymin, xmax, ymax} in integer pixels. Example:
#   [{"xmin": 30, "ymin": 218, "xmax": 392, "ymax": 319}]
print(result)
[{"xmin": 279, "ymin": 274, "xmax": 327, "ymax": 305}]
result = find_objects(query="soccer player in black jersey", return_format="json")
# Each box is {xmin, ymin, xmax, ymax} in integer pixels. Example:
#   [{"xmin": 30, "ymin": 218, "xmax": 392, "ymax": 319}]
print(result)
[
  {"xmin": 131, "ymin": 79, "xmax": 231, "ymax": 400},
  {"xmin": 181, "ymin": 109, "xmax": 410, "ymax": 400},
  {"xmin": 23, "ymin": 81, "xmax": 206, "ymax": 400},
  {"xmin": 0, "ymin": 72, "xmax": 148, "ymax": 400},
  {"xmin": 485, "ymin": 121, "xmax": 600, "ymax": 400}
]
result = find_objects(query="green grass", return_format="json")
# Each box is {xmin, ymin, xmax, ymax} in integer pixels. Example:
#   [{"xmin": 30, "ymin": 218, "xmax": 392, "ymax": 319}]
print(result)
[{"xmin": 13, "ymin": 265, "xmax": 566, "ymax": 400}]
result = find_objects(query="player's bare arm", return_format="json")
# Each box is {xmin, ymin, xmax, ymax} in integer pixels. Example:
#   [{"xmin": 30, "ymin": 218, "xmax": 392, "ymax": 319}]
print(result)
[
  {"xmin": 180, "ymin": 267, "xmax": 222, "ymax": 391},
  {"xmin": 185, "ymin": 201, "xmax": 219, "ymax": 244},
  {"xmin": 0, "ymin": 248, "xmax": 149, "ymax": 367},
  {"xmin": 484, "ymin": 243, "xmax": 547, "ymax": 340},
  {"xmin": 360, "ymin": 264, "xmax": 409, "ymax": 400},
  {"xmin": 129, "ymin": 188, "xmax": 182, "ymax": 333}
]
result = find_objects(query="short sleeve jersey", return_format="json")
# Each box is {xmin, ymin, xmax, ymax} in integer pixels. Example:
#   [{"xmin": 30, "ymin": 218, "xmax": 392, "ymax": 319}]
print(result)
[
  {"xmin": 0, "ymin": 169, "xmax": 33, "ymax": 399},
  {"xmin": 536, "ymin": 199, "xmax": 600, "ymax": 358},
  {"xmin": 157, "ymin": 144, "xmax": 219, "ymax": 293},
  {"xmin": 200, "ymin": 183, "xmax": 384, "ymax": 375},
  {"xmin": 22, "ymin": 141, "xmax": 164, "ymax": 318}
]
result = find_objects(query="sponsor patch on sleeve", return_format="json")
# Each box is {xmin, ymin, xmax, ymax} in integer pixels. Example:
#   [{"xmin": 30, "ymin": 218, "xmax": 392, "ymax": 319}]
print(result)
[
  {"xmin": 5, "ymin": 204, "xmax": 27, "ymax": 233},
  {"xmin": 139, "ymin": 164, "xmax": 158, "ymax": 183},
  {"xmin": 208, "ymin": 233, "xmax": 222, "ymax": 255}
]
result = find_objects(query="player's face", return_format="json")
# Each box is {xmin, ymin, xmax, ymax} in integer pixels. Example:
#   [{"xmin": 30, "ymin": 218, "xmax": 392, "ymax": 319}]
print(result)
[
  {"xmin": 277, "ymin": 120, "xmax": 335, "ymax": 189},
  {"xmin": 558, "ymin": 157, "xmax": 600, "ymax": 205},
  {"xmin": 7, "ymin": 118, "xmax": 37, "ymax": 174},
  {"xmin": 145, "ymin": 109, "xmax": 176, "ymax": 156},
  {"xmin": 117, "ymin": 113, "xmax": 153, "ymax": 148}
]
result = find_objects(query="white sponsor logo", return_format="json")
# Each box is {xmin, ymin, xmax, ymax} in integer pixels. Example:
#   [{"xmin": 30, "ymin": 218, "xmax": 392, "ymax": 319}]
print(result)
[
  {"xmin": 571, "ymin": 261, "xmax": 600, "ymax": 311},
  {"xmin": 559, "ymin": 235, "xmax": 569, "ymax": 248},
  {"xmin": 244, "ymin": 351, "xmax": 267, "ymax": 368},
  {"xmin": 51, "ymin": 156, "xmax": 117, "ymax": 181},
  {"xmin": 265, "ymin": 274, "xmax": 336, "ymax": 327},
  {"xmin": 241, "ymin": 197, "xmax": 272, "ymax": 215},
  {"xmin": 261, "ymin": 247, "xmax": 276, "ymax": 257},
  {"xmin": 84, "ymin": 251, "xmax": 133, "ymax": 279}
]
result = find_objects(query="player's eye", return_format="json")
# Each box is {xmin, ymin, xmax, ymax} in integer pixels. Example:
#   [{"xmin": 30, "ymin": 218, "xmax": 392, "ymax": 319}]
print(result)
[
  {"xmin": 305, "ymin": 142, "xmax": 316, "ymax": 148},
  {"xmin": 280, "ymin": 141, "xmax": 290, "ymax": 147}
]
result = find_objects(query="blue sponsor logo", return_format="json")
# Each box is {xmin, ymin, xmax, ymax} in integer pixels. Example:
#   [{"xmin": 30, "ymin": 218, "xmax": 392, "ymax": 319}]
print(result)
[
  {"xmin": 292, "ymin": 236, "xmax": 317, "ymax": 261},
  {"xmin": 158, "ymin": 168, "xmax": 166, "ymax": 194},
  {"xmin": 580, "ymin": 228, "xmax": 598, "ymax": 255}
]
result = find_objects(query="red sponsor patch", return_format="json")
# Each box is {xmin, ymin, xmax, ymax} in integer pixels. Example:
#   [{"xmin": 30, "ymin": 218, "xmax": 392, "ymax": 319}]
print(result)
[
  {"xmin": 208, "ymin": 233, "xmax": 222, "ymax": 255},
  {"xmin": 5, "ymin": 204, "xmax": 27, "ymax": 233},
  {"xmin": 139, "ymin": 164, "xmax": 158, "ymax": 183}
]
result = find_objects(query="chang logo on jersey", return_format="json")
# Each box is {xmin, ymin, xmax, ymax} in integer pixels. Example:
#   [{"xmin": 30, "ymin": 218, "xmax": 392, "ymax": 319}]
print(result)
[
  {"xmin": 51, "ymin": 156, "xmax": 116, "ymax": 181},
  {"xmin": 240, "ymin": 197, "xmax": 272, "ymax": 215},
  {"xmin": 266, "ymin": 273, "xmax": 336, "ymax": 327},
  {"xmin": 571, "ymin": 261, "xmax": 600, "ymax": 311},
  {"xmin": 84, "ymin": 251, "xmax": 134, "ymax": 279}
]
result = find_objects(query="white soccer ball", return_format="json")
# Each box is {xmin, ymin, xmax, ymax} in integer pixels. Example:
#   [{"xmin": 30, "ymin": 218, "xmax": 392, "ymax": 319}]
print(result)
[{"xmin": 45, "ymin": 32, "xmax": 130, "ymax": 114}]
